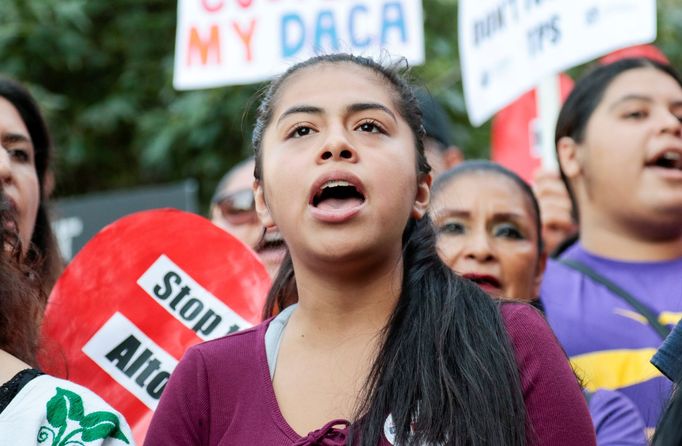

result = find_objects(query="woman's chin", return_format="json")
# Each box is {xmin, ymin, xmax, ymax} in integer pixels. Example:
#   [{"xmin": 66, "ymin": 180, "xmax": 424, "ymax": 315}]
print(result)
[{"xmin": 477, "ymin": 282, "xmax": 503, "ymax": 295}]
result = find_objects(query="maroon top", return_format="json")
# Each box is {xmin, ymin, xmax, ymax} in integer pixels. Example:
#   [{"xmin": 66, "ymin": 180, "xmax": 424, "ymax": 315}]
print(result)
[{"xmin": 144, "ymin": 304, "xmax": 596, "ymax": 445}]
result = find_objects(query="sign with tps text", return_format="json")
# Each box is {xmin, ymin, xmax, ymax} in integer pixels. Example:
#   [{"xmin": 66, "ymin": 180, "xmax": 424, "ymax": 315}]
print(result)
[
  {"xmin": 173, "ymin": 0, "xmax": 425, "ymax": 90},
  {"xmin": 459, "ymin": 0, "xmax": 656, "ymax": 126},
  {"xmin": 40, "ymin": 209, "xmax": 271, "ymax": 444}
]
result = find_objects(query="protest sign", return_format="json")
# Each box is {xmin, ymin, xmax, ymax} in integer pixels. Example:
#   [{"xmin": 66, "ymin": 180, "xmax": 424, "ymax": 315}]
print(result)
[
  {"xmin": 40, "ymin": 209, "xmax": 271, "ymax": 444},
  {"xmin": 490, "ymin": 43, "xmax": 668, "ymax": 181},
  {"xmin": 173, "ymin": 0, "xmax": 424, "ymax": 90},
  {"xmin": 459, "ymin": 0, "xmax": 657, "ymax": 126}
]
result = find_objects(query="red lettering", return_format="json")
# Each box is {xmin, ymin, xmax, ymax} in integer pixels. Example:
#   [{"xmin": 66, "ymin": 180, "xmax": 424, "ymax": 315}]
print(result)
[
  {"xmin": 232, "ymin": 19, "xmax": 257, "ymax": 62},
  {"xmin": 201, "ymin": 0, "xmax": 224, "ymax": 13},
  {"xmin": 187, "ymin": 25, "xmax": 222, "ymax": 66}
]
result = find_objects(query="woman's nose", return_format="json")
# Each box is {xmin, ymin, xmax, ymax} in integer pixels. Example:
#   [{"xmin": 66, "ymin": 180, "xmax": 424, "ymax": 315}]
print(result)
[
  {"xmin": 659, "ymin": 108, "xmax": 682, "ymax": 137},
  {"xmin": 317, "ymin": 129, "xmax": 358, "ymax": 163},
  {"xmin": 463, "ymin": 232, "xmax": 495, "ymax": 263}
]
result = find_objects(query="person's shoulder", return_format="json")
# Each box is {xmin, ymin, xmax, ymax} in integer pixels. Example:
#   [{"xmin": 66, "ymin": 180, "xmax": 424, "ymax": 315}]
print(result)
[
  {"xmin": 22, "ymin": 375, "xmax": 134, "ymax": 444},
  {"xmin": 192, "ymin": 320, "xmax": 265, "ymax": 349},
  {"xmin": 29, "ymin": 375, "xmax": 121, "ymax": 409},
  {"xmin": 499, "ymin": 302, "xmax": 560, "ymax": 352},
  {"xmin": 500, "ymin": 302, "xmax": 546, "ymax": 329},
  {"xmin": 540, "ymin": 246, "xmax": 586, "ymax": 304},
  {"xmin": 588, "ymin": 388, "xmax": 647, "ymax": 444},
  {"xmin": 181, "ymin": 320, "xmax": 268, "ymax": 368},
  {"xmin": 543, "ymin": 256, "xmax": 582, "ymax": 280},
  {"xmin": 589, "ymin": 388, "xmax": 639, "ymax": 414}
]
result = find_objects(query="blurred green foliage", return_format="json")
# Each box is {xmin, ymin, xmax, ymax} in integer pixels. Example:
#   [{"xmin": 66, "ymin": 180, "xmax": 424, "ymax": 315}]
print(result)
[{"xmin": 0, "ymin": 0, "xmax": 680, "ymax": 209}]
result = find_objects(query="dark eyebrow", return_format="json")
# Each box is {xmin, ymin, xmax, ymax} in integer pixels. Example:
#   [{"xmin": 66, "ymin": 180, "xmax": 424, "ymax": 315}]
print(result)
[
  {"xmin": 609, "ymin": 95, "xmax": 682, "ymax": 112},
  {"xmin": 436, "ymin": 209, "xmax": 528, "ymax": 221},
  {"xmin": 1, "ymin": 133, "xmax": 32, "ymax": 145},
  {"xmin": 347, "ymin": 102, "xmax": 397, "ymax": 123},
  {"xmin": 276, "ymin": 105, "xmax": 323, "ymax": 126},
  {"xmin": 491, "ymin": 211, "xmax": 526, "ymax": 220},
  {"xmin": 436, "ymin": 209, "xmax": 470, "ymax": 219},
  {"xmin": 609, "ymin": 94, "xmax": 653, "ymax": 110}
]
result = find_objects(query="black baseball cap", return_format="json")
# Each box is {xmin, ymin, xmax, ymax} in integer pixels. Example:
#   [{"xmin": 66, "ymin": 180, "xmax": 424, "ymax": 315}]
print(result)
[{"xmin": 415, "ymin": 88, "xmax": 454, "ymax": 149}]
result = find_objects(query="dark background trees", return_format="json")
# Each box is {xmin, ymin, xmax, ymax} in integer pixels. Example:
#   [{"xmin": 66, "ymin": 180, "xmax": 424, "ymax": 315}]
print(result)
[{"xmin": 1, "ymin": 0, "xmax": 680, "ymax": 208}]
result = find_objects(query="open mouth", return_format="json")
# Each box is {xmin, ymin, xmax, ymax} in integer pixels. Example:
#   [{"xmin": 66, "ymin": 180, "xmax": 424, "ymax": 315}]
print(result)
[
  {"xmin": 310, "ymin": 178, "xmax": 366, "ymax": 211},
  {"xmin": 647, "ymin": 149, "xmax": 682, "ymax": 171},
  {"xmin": 462, "ymin": 273, "xmax": 502, "ymax": 292},
  {"xmin": 0, "ymin": 194, "xmax": 18, "ymax": 229}
]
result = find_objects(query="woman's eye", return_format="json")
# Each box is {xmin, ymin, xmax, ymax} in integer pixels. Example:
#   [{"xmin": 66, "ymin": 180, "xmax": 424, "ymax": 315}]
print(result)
[
  {"xmin": 357, "ymin": 120, "xmax": 384, "ymax": 134},
  {"xmin": 623, "ymin": 110, "xmax": 648, "ymax": 120},
  {"xmin": 438, "ymin": 222, "xmax": 465, "ymax": 235},
  {"xmin": 8, "ymin": 148, "xmax": 30, "ymax": 163},
  {"xmin": 494, "ymin": 224, "xmax": 524, "ymax": 240},
  {"xmin": 289, "ymin": 126, "xmax": 314, "ymax": 138}
]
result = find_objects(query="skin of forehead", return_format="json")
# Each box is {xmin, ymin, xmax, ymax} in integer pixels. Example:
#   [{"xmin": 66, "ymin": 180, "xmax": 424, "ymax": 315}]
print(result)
[
  {"xmin": 0, "ymin": 97, "xmax": 32, "ymax": 143},
  {"xmin": 271, "ymin": 61, "xmax": 402, "ymax": 119},
  {"xmin": 436, "ymin": 171, "xmax": 537, "ymax": 222},
  {"xmin": 599, "ymin": 67, "xmax": 682, "ymax": 110}
]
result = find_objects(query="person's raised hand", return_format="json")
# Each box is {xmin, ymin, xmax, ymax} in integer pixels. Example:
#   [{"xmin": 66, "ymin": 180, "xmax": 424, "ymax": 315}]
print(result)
[{"xmin": 532, "ymin": 169, "xmax": 578, "ymax": 255}]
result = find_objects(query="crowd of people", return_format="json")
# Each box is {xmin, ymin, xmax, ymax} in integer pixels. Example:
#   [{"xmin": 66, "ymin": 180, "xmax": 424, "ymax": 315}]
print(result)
[{"xmin": 0, "ymin": 50, "xmax": 681, "ymax": 446}]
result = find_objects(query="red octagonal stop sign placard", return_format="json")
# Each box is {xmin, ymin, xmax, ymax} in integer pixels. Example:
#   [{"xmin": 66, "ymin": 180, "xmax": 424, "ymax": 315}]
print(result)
[{"xmin": 40, "ymin": 209, "xmax": 271, "ymax": 444}]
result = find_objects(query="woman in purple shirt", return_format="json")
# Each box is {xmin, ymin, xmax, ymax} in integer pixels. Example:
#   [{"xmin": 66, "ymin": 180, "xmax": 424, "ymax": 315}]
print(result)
[{"xmin": 145, "ymin": 54, "xmax": 595, "ymax": 446}]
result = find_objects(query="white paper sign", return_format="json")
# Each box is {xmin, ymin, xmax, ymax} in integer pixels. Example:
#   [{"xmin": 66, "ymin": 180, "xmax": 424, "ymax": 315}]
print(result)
[
  {"xmin": 137, "ymin": 254, "xmax": 252, "ymax": 340},
  {"xmin": 83, "ymin": 312, "xmax": 179, "ymax": 410},
  {"xmin": 459, "ymin": 0, "xmax": 657, "ymax": 126},
  {"xmin": 174, "ymin": 0, "xmax": 425, "ymax": 90}
]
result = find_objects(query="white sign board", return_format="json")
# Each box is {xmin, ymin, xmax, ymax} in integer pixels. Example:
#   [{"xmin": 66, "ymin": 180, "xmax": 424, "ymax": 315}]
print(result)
[
  {"xmin": 174, "ymin": 0, "xmax": 425, "ymax": 90},
  {"xmin": 459, "ymin": 0, "xmax": 657, "ymax": 126}
]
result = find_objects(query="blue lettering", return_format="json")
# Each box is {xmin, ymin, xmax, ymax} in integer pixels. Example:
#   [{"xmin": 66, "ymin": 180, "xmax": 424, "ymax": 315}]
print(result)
[
  {"xmin": 281, "ymin": 13, "xmax": 305, "ymax": 58},
  {"xmin": 314, "ymin": 10, "xmax": 339, "ymax": 52},
  {"xmin": 349, "ymin": 5, "xmax": 371, "ymax": 48},
  {"xmin": 381, "ymin": 2, "xmax": 407, "ymax": 44}
]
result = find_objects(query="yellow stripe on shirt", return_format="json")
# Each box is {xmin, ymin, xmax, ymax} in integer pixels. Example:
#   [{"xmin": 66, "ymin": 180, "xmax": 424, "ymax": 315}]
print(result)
[
  {"xmin": 659, "ymin": 312, "xmax": 682, "ymax": 326},
  {"xmin": 570, "ymin": 348, "xmax": 661, "ymax": 392}
]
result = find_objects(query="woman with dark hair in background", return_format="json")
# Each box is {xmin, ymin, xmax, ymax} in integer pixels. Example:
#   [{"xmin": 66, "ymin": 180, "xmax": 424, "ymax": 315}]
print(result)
[
  {"xmin": 0, "ymin": 192, "xmax": 133, "ymax": 444},
  {"xmin": 541, "ymin": 57, "xmax": 682, "ymax": 433},
  {"xmin": 146, "ymin": 53, "xmax": 595, "ymax": 445},
  {"xmin": 0, "ymin": 76, "xmax": 62, "ymax": 293},
  {"xmin": 432, "ymin": 160, "xmax": 647, "ymax": 445}
]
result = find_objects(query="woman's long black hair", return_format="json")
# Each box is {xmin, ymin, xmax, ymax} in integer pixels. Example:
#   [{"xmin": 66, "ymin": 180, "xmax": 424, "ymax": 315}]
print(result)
[
  {"xmin": 253, "ymin": 54, "xmax": 528, "ymax": 445},
  {"xmin": 0, "ymin": 77, "xmax": 62, "ymax": 293},
  {"xmin": 0, "ymin": 189, "xmax": 44, "ymax": 366}
]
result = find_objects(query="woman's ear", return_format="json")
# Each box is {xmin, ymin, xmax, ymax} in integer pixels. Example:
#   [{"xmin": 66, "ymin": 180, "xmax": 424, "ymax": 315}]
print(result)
[
  {"xmin": 533, "ymin": 251, "xmax": 548, "ymax": 297},
  {"xmin": 557, "ymin": 136, "xmax": 582, "ymax": 180},
  {"xmin": 254, "ymin": 180, "xmax": 275, "ymax": 228},
  {"xmin": 411, "ymin": 173, "xmax": 432, "ymax": 220}
]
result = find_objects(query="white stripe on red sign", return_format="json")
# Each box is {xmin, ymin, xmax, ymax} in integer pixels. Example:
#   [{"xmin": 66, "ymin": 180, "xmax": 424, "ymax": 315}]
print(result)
[
  {"xmin": 137, "ymin": 254, "xmax": 252, "ymax": 340},
  {"xmin": 82, "ymin": 312, "xmax": 178, "ymax": 410}
]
